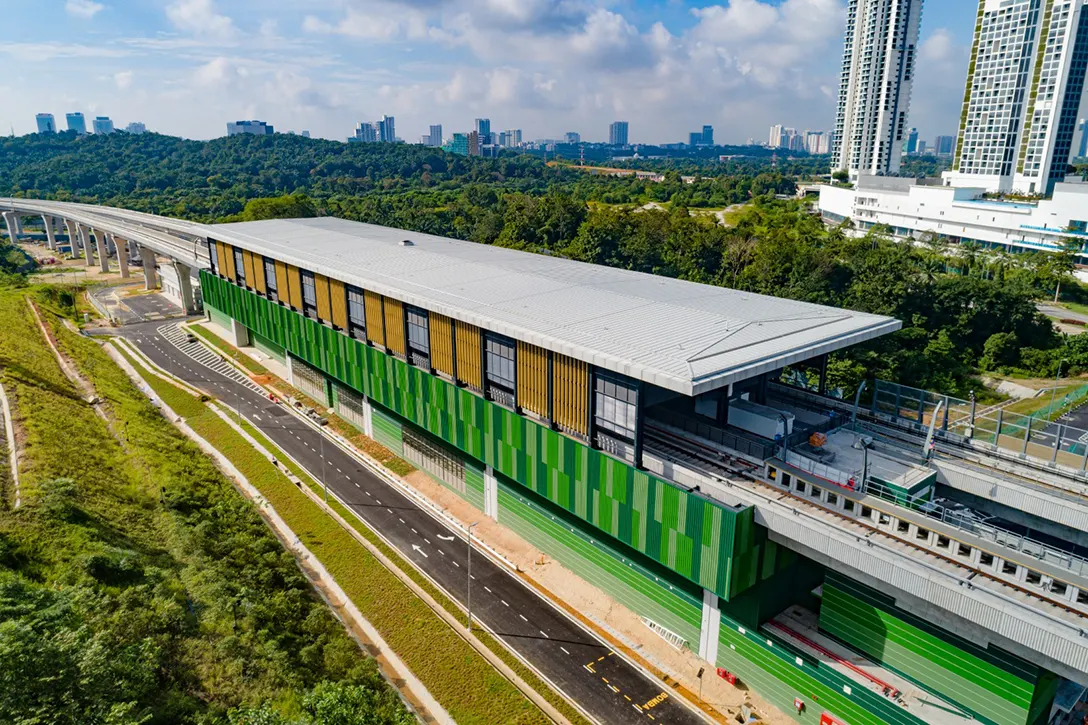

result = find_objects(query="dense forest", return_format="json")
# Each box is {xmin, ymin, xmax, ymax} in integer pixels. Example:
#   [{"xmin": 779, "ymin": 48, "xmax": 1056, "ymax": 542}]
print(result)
[{"xmin": 2, "ymin": 133, "xmax": 1083, "ymax": 395}]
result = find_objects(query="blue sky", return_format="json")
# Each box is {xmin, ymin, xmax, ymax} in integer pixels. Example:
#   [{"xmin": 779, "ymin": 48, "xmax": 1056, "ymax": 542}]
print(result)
[{"xmin": 0, "ymin": 1, "xmax": 977, "ymax": 144}]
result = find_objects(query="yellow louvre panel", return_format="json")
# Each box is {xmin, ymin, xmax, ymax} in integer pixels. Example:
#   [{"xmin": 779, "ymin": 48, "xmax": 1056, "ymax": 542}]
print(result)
[
  {"xmin": 517, "ymin": 341, "xmax": 548, "ymax": 419},
  {"xmin": 221, "ymin": 242, "xmax": 236, "ymax": 280},
  {"xmin": 252, "ymin": 253, "xmax": 266, "ymax": 293},
  {"xmin": 364, "ymin": 290, "xmax": 385, "ymax": 346},
  {"xmin": 553, "ymin": 354, "xmax": 588, "ymax": 435},
  {"xmin": 383, "ymin": 297, "xmax": 406, "ymax": 356},
  {"xmin": 454, "ymin": 321, "xmax": 482, "ymax": 390},
  {"xmin": 315, "ymin": 274, "xmax": 332, "ymax": 322},
  {"xmin": 242, "ymin": 251, "xmax": 256, "ymax": 288},
  {"xmin": 329, "ymin": 278, "xmax": 347, "ymax": 329},
  {"xmin": 285, "ymin": 265, "xmax": 302, "ymax": 310},
  {"xmin": 430, "ymin": 313, "xmax": 455, "ymax": 378},
  {"xmin": 274, "ymin": 259, "xmax": 289, "ymax": 301}
]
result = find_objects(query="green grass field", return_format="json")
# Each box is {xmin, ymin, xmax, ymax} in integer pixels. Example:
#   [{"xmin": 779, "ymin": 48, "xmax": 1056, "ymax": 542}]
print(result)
[{"xmin": 0, "ymin": 288, "xmax": 412, "ymax": 724}]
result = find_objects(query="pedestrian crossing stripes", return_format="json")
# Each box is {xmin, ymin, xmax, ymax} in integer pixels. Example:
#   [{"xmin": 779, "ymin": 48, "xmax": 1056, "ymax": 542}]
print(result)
[{"xmin": 158, "ymin": 323, "xmax": 265, "ymax": 395}]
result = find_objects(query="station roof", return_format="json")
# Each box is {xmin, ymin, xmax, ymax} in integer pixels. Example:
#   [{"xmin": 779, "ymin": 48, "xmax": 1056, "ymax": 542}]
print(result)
[{"xmin": 209, "ymin": 217, "xmax": 902, "ymax": 396}]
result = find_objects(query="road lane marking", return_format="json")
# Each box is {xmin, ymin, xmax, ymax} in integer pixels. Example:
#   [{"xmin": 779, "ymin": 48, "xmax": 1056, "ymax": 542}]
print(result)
[
  {"xmin": 501, "ymin": 600, "xmax": 509, "ymax": 607},
  {"xmin": 539, "ymin": 630, "xmax": 549, "ymax": 638},
  {"xmin": 560, "ymin": 647, "xmax": 570, "ymax": 655},
  {"xmin": 411, "ymin": 544, "xmax": 429, "ymax": 558},
  {"xmin": 519, "ymin": 614, "xmax": 527, "ymax": 622},
  {"xmin": 484, "ymin": 586, "xmax": 492, "ymax": 593}
]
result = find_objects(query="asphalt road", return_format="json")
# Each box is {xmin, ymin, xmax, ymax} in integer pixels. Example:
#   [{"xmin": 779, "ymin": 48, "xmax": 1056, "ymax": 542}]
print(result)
[
  {"xmin": 90, "ymin": 287, "xmax": 184, "ymax": 324},
  {"xmin": 1029, "ymin": 401, "xmax": 1088, "ymax": 455},
  {"xmin": 109, "ymin": 320, "xmax": 705, "ymax": 725}
]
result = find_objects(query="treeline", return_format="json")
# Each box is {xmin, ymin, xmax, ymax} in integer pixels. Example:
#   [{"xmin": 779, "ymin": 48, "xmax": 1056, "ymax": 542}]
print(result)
[{"xmin": 0, "ymin": 133, "xmax": 796, "ymax": 218}]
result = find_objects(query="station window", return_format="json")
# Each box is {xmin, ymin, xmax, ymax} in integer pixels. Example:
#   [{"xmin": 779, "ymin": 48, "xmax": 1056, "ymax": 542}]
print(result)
[
  {"xmin": 485, "ymin": 333, "xmax": 516, "ymax": 408},
  {"xmin": 594, "ymin": 371, "xmax": 638, "ymax": 443},
  {"xmin": 406, "ymin": 305, "xmax": 430, "ymax": 369},
  {"xmin": 263, "ymin": 257, "xmax": 278, "ymax": 301},
  {"xmin": 346, "ymin": 285, "xmax": 366, "ymax": 341},
  {"xmin": 301, "ymin": 270, "xmax": 317, "ymax": 318},
  {"xmin": 233, "ymin": 248, "xmax": 246, "ymax": 286},
  {"xmin": 208, "ymin": 241, "xmax": 219, "ymax": 274}
]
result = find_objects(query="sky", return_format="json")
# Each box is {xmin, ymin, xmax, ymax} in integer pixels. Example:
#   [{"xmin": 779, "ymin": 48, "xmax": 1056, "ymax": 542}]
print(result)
[{"xmin": 0, "ymin": 0, "xmax": 978, "ymax": 145}]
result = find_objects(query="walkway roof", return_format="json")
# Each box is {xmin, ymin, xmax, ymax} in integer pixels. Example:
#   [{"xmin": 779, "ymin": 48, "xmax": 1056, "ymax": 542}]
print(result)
[{"xmin": 209, "ymin": 217, "xmax": 902, "ymax": 396}]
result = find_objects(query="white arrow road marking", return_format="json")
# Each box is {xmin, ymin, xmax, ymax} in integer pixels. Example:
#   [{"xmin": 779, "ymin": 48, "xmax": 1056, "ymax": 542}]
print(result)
[
  {"xmin": 411, "ymin": 544, "xmax": 429, "ymax": 558},
  {"xmin": 437, "ymin": 534, "xmax": 455, "ymax": 541}
]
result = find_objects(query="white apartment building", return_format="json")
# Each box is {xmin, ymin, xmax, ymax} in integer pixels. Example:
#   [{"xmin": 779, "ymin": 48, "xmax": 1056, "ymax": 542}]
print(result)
[
  {"xmin": 820, "ymin": 175, "xmax": 1088, "ymax": 258},
  {"xmin": 945, "ymin": 0, "xmax": 1088, "ymax": 195},
  {"xmin": 833, "ymin": 0, "xmax": 924, "ymax": 178}
]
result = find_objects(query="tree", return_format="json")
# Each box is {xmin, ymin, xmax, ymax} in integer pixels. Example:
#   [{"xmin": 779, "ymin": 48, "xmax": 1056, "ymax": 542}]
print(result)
[
  {"xmin": 1046, "ymin": 236, "xmax": 1080, "ymax": 302},
  {"xmin": 831, "ymin": 169, "xmax": 850, "ymax": 183}
]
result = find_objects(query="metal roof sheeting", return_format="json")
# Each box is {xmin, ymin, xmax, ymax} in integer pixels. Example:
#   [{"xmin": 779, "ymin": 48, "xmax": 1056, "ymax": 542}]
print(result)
[{"xmin": 209, "ymin": 217, "xmax": 902, "ymax": 396}]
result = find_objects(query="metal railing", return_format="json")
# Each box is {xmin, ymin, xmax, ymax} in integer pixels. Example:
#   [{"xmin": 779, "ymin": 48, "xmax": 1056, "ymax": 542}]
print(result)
[{"xmin": 647, "ymin": 409, "xmax": 778, "ymax": 461}]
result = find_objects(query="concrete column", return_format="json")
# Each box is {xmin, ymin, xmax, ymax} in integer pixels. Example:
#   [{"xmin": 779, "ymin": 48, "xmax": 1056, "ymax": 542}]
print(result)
[
  {"xmin": 42, "ymin": 215, "xmax": 57, "ymax": 251},
  {"xmin": 483, "ymin": 465, "xmax": 499, "ymax": 521},
  {"xmin": 94, "ymin": 230, "xmax": 109, "ymax": 273},
  {"xmin": 115, "ymin": 236, "xmax": 129, "ymax": 278},
  {"xmin": 2, "ymin": 213, "xmax": 15, "ymax": 242},
  {"xmin": 174, "ymin": 261, "xmax": 196, "ymax": 314},
  {"xmin": 698, "ymin": 589, "xmax": 721, "ymax": 665},
  {"xmin": 79, "ymin": 226, "xmax": 94, "ymax": 268},
  {"xmin": 65, "ymin": 221, "xmax": 80, "ymax": 258},
  {"xmin": 362, "ymin": 396, "xmax": 374, "ymax": 438},
  {"xmin": 11, "ymin": 215, "xmax": 22, "ymax": 235},
  {"xmin": 142, "ymin": 251, "xmax": 158, "ymax": 290}
]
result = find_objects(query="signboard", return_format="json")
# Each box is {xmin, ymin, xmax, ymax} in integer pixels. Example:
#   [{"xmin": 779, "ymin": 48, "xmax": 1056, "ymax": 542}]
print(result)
[{"xmin": 821, "ymin": 713, "xmax": 848, "ymax": 725}]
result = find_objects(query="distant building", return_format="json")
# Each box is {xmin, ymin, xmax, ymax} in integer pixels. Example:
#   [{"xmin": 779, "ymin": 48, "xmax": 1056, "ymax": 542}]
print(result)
[
  {"xmin": 449, "ymin": 133, "xmax": 470, "ymax": 156},
  {"xmin": 124, "ymin": 122, "xmax": 147, "ymax": 134},
  {"xmin": 475, "ymin": 118, "xmax": 490, "ymax": 140},
  {"xmin": 609, "ymin": 121, "xmax": 629, "ymax": 146},
  {"xmin": 350, "ymin": 122, "xmax": 378, "ymax": 143},
  {"xmin": 93, "ymin": 116, "xmax": 115, "ymax": 135},
  {"xmin": 66, "ymin": 112, "xmax": 87, "ymax": 135},
  {"xmin": 934, "ymin": 135, "xmax": 955, "ymax": 157},
  {"xmin": 500, "ymin": 129, "xmax": 522, "ymax": 148},
  {"xmin": 227, "ymin": 120, "xmax": 274, "ymax": 136},
  {"xmin": 689, "ymin": 132, "xmax": 703, "ymax": 147},
  {"xmin": 378, "ymin": 115, "xmax": 396, "ymax": 143},
  {"xmin": 917, "ymin": 140, "xmax": 928, "ymax": 156},
  {"xmin": 832, "ymin": 0, "xmax": 922, "ymax": 178},
  {"xmin": 301, "ymin": 130, "xmax": 310, "ymax": 139},
  {"xmin": 804, "ymin": 131, "xmax": 830, "ymax": 154},
  {"xmin": 702, "ymin": 125, "xmax": 714, "ymax": 146},
  {"xmin": 429, "ymin": 124, "xmax": 443, "ymax": 148},
  {"xmin": 565, "ymin": 132, "xmax": 580, "ymax": 144},
  {"xmin": 35, "ymin": 113, "xmax": 56, "ymax": 134},
  {"xmin": 904, "ymin": 127, "xmax": 919, "ymax": 155}
]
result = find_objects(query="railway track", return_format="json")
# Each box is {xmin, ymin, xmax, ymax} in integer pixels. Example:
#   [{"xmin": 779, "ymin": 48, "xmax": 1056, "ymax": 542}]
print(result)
[{"xmin": 643, "ymin": 426, "xmax": 1088, "ymax": 624}]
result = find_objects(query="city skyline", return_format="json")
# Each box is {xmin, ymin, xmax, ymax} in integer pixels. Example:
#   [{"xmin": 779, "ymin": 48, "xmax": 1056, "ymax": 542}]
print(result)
[{"xmin": 1, "ymin": 1, "xmax": 975, "ymax": 144}]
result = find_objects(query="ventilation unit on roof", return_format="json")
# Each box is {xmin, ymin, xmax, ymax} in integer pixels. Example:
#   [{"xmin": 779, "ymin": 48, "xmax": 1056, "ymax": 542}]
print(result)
[{"xmin": 399, "ymin": 239, "xmax": 414, "ymax": 247}]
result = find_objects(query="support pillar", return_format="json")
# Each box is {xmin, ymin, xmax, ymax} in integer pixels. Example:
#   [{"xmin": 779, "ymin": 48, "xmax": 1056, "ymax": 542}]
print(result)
[
  {"xmin": 42, "ymin": 215, "xmax": 57, "ymax": 251},
  {"xmin": 483, "ymin": 465, "xmax": 498, "ymax": 521},
  {"xmin": 141, "ymin": 250, "xmax": 158, "ymax": 290},
  {"xmin": 11, "ymin": 215, "xmax": 22, "ymax": 236},
  {"xmin": 173, "ymin": 261, "xmax": 196, "ymax": 314},
  {"xmin": 115, "ymin": 236, "xmax": 129, "ymax": 278},
  {"xmin": 361, "ymin": 396, "xmax": 374, "ymax": 438},
  {"xmin": 698, "ymin": 589, "xmax": 720, "ymax": 664},
  {"xmin": 818, "ymin": 353, "xmax": 829, "ymax": 395},
  {"xmin": 2, "ymin": 213, "xmax": 15, "ymax": 242},
  {"xmin": 65, "ymin": 221, "xmax": 80, "ymax": 258},
  {"xmin": 94, "ymin": 230, "xmax": 109, "ymax": 273},
  {"xmin": 79, "ymin": 226, "xmax": 94, "ymax": 267}
]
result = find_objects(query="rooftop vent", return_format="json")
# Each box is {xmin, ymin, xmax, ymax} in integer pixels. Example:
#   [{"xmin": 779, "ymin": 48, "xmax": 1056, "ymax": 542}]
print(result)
[{"xmin": 399, "ymin": 239, "xmax": 414, "ymax": 247}]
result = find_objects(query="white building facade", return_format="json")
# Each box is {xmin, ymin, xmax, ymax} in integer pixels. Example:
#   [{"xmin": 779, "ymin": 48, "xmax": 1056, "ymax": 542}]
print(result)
[
  {"xmin": 833, "ymin": 0, "xmax": 924, "ymax": 178},
  {"xmin": 819, "ymin": 176, "xmax": 1088, "ymax": 258},
  {"xmin": 945, "ymin": 0, "xmax": 1088, "ymax": 195}
]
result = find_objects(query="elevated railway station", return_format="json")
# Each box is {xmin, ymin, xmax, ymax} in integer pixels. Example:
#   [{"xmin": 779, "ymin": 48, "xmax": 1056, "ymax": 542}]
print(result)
[{"xmin": 5, "ymin": 201, "xmax": 1088, "ymax": 725}]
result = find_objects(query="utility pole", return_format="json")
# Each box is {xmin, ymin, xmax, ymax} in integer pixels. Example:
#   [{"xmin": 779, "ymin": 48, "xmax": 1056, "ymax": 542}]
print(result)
[
  {"xmin": 467, "ymin": 521, "xmax": 479, "ymax": 630},
  {"xmin": 1048, "ymin": 360, "xmax": 1067, "ymax": 421}
]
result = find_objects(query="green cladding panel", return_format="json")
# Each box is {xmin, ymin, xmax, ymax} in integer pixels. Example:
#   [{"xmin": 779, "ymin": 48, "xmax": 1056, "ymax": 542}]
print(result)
[
  {"xmin": 819, "ymin": 573, "xmax": 1056, "ymax": 725},
  {"xmin": 201, "ymin": 272, "xmax": 758, "ymax": 600}
]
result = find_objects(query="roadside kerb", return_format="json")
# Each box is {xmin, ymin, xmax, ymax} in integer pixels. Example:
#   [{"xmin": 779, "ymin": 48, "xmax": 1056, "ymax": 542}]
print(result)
[{"xmin": 102, "ymin": 341, "xmax": 453, "ymax": 725}]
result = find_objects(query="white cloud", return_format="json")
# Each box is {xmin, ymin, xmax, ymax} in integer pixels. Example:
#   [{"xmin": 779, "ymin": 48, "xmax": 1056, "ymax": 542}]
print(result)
[
  {"xmin": 65, "ymin": 0, "xmax": 105, "ymax": 19},
  {"xmin": 166, "ymin": 0, "xmax": 237, "ymax": 40},
  {"xmin": 114, "ymin": 70, "xmax": 134, "ymax": 89}
]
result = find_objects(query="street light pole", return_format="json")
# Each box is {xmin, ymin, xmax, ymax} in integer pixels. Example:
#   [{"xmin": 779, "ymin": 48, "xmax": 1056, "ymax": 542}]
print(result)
[
  {"xmin": 467, "ymin": 521, "xmax": 479, "ymax": 631},
  {"xmin": 1048, "ymin": 360, "xmax": 1067, "ymax": 422},
  {"xmin": 320, "ymin": 432, "xmax": 327, "ymax": 503}
]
